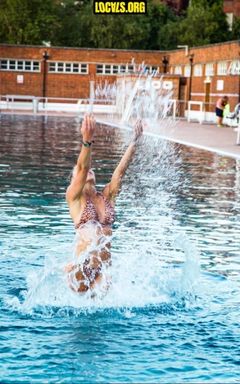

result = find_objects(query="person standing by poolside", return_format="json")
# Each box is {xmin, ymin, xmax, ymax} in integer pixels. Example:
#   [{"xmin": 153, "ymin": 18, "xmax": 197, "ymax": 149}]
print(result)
[{"xmin": 216, "ymin": 96, "xmax": 229, "ymax": 127}]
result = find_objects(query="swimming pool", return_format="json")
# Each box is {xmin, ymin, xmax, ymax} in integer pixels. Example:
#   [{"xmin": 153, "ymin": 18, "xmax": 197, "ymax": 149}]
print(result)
[{"xmin": 0, "ymin": 115, "xmax": 240, "ymax": 382}]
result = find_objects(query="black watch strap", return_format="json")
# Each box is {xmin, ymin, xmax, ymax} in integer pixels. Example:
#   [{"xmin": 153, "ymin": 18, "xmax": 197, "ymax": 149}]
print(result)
[{"xmin": 82, "ymin": 140, "xmax": 94, "ymax": 147}]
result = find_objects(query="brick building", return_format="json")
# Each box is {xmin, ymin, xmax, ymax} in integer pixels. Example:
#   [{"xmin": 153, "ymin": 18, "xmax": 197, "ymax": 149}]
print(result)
[
  {"xmin": 224, "ymin": 0, "xmax": 240, "ymax": 29},
  {"xmin": 0, "ymin": 41, "xmax": 239, "ymax": 116},
  {"xmin": 0, "ymin": 45, "xmax": 166, "ymax": 100},
  {"xmin": 168, "ymin": 40, "xmax": 240, "ymax": 111},
  {"xmin": 224, "ymin": 0, "xmax": 240, "ymax": 17}
]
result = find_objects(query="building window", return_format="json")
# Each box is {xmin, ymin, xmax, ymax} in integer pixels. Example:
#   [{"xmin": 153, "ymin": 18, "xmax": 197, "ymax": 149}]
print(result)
[
  {"xmin": 81, "ymin": 64, "xmax": 88, "ymax": 74},
  {"xmin": 72, "ymin": 63, "xmax": 79, "ymax": 73},
  {"xmin": 205, "ymin": 63, "xmax": 214, "ymax": 76},
  {"xmin": 0, "ymin": 60, "xmax": 8, "ymax": 69},
  {"xmin": 25, "ymin": 61, "xmax": 32, "ymax": 71},
  {"xmin": 128, "ymin": 65, "xmax": 135, "ymax": 73},
  {"xmin": 193, "ymin": 64, "xmax": 203, "ymax": 77},
  {"xmin": 228, "ymin": 60, "xmax": 240, "ymax": 75},
  {"xmin": 184, "ymin": 65, "xmax": 191, "ymax": 77},
  {"xmin": 96, "ymin": 63, "xmax": 123, "ymax": 75},
  {"xmin": 105, "ymin": 65, "xmax": 112, "ymax": 74},
  {"xmin": 48, "ymin": 61, "xmax": 88, "ymax": 74},
  {"xmin": 96, "ymin": 64, "xmax": 104, "ymax": 74},
  {"xmin": 95, "ymin": 63, "xmax": 159, "ymax": 75},
  {"xmin": 217, "ymin": 61, "xmax": 228, "ymax": 76},
  {"xmin": 49, "ymin": 62, "xmax": 56, "ymax": 72},
  {"xmin": 9, "ymin": 60, "xmax": 16, "ymax": 70},
  {"xmin": 57, "ymin": 62, "xmax": 64, "ymax": 72},
  {"xmin": 120, "ymin": 65, "xmax": 126, "ymax": 73},
  {"xmin": 65, "ymin": 63, "xmax": 71, "ymax": 72},
  {"xmin": 17, "ymin": 61, "xmax": 24, "ymax": 70},
  {"xmin": 151, "ymin": 66, "xmax": 159, "ymax": 75},
  {"xmin": 0, "ymin": 59, "xmax": 40, "ymax": 72},
  {"xmin": 174, "ymin": 66, "xmax": 182, "ymax": 75},
  {"xmin": 33, "ymin": 61, "xmax": 40, "ymax": 71},
  {"xmin": 141, "ymin": 65, "xmax": 159, "ymax": 74},
  {"xmin": 112, "ymin": 65, "xmax": 119, "ymax": 74}
]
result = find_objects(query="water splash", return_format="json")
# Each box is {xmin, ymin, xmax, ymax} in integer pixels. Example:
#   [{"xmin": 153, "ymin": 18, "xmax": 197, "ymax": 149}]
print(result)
[
  {"xmin": 4, "ymin": 125, "xmax": 202, "ymax": 315},
  {"xmin": 119, "ymin": 75, "xmax": 174, "ymax": 125},
  {"xmin": 6, "ymin": 224, "xmax": 201, "ymax": 316},
  {"xmin": 94, "ymin": 80, "xmax": 117, "ymax": 101},
  {"xmin": 3, "ymin": 81, "xmax": 196, "ymax": 316}
]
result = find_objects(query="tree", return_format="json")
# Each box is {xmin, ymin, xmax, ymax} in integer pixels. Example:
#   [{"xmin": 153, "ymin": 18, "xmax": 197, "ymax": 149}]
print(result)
[
  {"xmin": 54, "ymin": 0, "xmax": 152, "ymax": 49},
  {"xmin": 159, "ymin": 0, "xmax": 231, "ymax": 48},
  {"xmin": 143, "ymin": 0, "xmax": 176, "ymax": 50},
  {"xmin": 57, "ymin": 0, "xmax": 175, "ymax": 50},
  {"xmin": 0, "ymin": 0, "xmax": 234, "ymax": 49},
  {"xmin": 0, "ymin": 0, "xmax": 60, "ymax": 45},
  {"xmin": 231, "ymin": 17, "xmax": 240, "ymax": 40}
]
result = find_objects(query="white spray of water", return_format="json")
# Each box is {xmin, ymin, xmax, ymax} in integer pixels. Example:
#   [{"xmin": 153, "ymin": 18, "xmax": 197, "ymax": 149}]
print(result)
[
  {"xmin": 6, "ymin": 73, "xmax": 201, "ymax": 315},
  {"xmin": 8, "ymin": 226, "xmax": 200, "ymax": 314}
]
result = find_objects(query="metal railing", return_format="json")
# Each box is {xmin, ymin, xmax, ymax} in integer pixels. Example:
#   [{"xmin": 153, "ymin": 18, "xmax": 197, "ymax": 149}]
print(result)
[
  {"xmin": 1, "ymin": 94, "xmax": 239, "ymax": 144},
  {"xmin": 0, "ymin": 95, "xmax": 117, "ymax": 115}
]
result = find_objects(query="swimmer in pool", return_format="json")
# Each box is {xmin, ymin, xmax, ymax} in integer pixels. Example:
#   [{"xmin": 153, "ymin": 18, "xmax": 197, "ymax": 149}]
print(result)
[{"xmin": 65, "ymin": 114, "xmax": 143, "ymax": 294}]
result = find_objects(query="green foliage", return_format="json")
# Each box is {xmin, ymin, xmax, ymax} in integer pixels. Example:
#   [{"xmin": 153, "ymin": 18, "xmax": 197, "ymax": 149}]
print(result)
[
  {"xmin": 159, "ymin": 0, "xmax": 231, "ymax": 48},
  {"xmin": 52, "ymin": 0, "xmax": 173, "ymax": 49},
  {"xmin": 231, "ymin": 17, "xmax": 240, "ymax": 40},
  {"xmin": 0, "ymin": 0, "xmax": 234, "ymax": 49},
  {"xmin": 0, "ymin": 0, "xmax": 60, "ymax": 44},
  {"xmin": 141, "ymin": 1, "xmax": 176, "ymax": 50}
]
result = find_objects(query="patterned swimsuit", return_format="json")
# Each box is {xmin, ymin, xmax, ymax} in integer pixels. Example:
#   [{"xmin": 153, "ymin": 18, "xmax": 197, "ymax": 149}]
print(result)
[
  {"xmin": 75, "ymin": 192, "xmax": 115, "ymax": 229},
  {"xmin": 69, "ymin": 192, "xmax": 115, "ymax": 293}
]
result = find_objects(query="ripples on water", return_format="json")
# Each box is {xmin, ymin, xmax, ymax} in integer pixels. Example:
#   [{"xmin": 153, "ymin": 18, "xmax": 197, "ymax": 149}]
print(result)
[{"xmin": 0, "ymin": 115, "xmax": 240, "ymax": 382}]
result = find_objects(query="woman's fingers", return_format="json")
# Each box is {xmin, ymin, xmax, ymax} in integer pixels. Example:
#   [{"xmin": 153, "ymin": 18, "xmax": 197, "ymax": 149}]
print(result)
[{"xmin": 81, "ymin": 113, "xmax": 96, "ymax": 139}]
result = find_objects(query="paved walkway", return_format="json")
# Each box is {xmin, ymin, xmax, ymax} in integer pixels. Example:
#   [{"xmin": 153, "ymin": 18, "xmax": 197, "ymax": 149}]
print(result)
[
  {"xmin": 98, "ymin": 117, "xmax": 240, "ymax": 160},
  {"xmin": 148, "ymin": 120, "xmax": 240, "ymax": 160},
  {"xmin": 1, "ymin": 110, "xmax": 240, "ymax": 160}
]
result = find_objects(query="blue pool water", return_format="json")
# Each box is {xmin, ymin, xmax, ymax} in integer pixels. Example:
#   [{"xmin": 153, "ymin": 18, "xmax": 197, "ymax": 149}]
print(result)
[{"xmin": 0, "ymin": 115, "xmax": 240, "ymax": 382}]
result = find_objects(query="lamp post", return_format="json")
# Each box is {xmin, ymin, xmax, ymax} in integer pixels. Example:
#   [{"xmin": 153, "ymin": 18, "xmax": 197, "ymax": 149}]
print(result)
[
  {"xmin": 188, "ymin": 53, "xmax": 194, "ymax": 101},
  {"xmin": 238, "ymin": 51, "xmax": 240, "ymax": 103},
  {"xmin": 162, "ymin": 56, "xmax": 169, "ymax": 74},
  {"xmin": 42, "ymin": 51, "xmax": 50, "ymax": 103}
]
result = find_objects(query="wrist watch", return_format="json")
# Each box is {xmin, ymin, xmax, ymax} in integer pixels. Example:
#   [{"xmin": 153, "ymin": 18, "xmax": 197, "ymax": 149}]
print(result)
[{"xmin": 82, "ymin": 140, "xmax": 94, "ymax": 147}]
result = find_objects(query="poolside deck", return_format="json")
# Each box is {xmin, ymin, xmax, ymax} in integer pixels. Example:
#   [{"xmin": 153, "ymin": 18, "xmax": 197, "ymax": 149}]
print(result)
[
  {"xmin": 98, "ymin": 117, "xmax": 240, "ymax": 160},
  {"xmin": 1, "ymin": 110, "xmax": 240, "ymax": 160},
  {"xmin": 145, "ymin": 119, "xmax": 240, "ymax": 160}
]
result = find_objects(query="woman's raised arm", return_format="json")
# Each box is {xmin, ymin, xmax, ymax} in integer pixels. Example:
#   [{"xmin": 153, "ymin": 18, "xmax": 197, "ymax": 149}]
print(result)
[
  {"xmin": 103, "ymin": 120, "xmax": 143, "ymax": 201},
  {"xmin": 66, "ymin": 115, "xmax": 95, "ymax": 202}
]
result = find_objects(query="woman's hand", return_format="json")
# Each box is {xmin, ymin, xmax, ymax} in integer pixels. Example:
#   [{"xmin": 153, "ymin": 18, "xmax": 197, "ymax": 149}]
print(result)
[
  {"xmin": 133, "ymin": 119, "xmax": 143, "ymax": 144},
  {"xmin": 81, "ymin": 114, "xmax": 96, "ymax": 142}
]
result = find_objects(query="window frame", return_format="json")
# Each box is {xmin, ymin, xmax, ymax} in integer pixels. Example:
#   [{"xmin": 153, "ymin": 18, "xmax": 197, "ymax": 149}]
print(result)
[
  {"xmin": 217, "ymin": 61, "xmax": 228, "ymax": 76},
  {"xmin": 193, "ymin": 64, "xmax": 203, "ymax": 77},
  {"xmin": 0, "ymin": 59, "xmax": 41, "ymax": 72},
  {"xmin": 48, "ymin": 61, "xmax": 89, "ymax": 74},
  {"xmin": 205, "ymin": 63, "xmax": 214, "ymax": 77}
]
